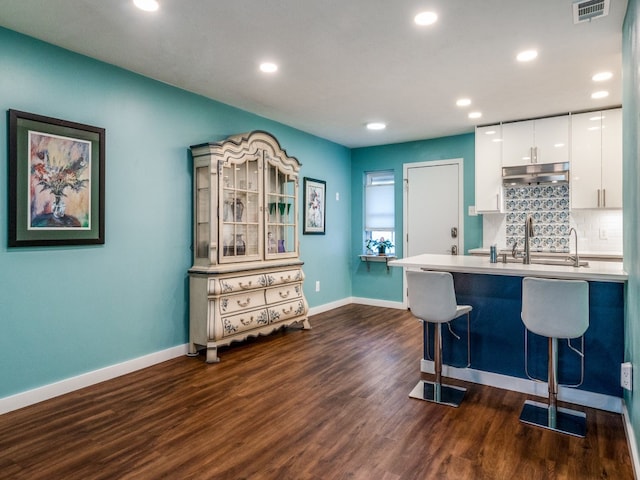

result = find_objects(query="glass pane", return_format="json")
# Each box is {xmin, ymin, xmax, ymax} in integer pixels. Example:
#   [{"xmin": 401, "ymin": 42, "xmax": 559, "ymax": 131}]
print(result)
[
  {"xmin": 197, "ymin": 224, "xmax": 208, "ymax": 258},
  {"xmin": 195, "ymin": 166, "xmax": 209, "ymax": 259},
  {"xmin": 246, "ymin": 224, "xmax": 259, "ymax": 256},
  {"xmin": 246, "ymin": 192, "xmax": 260, "ymax": 223}
]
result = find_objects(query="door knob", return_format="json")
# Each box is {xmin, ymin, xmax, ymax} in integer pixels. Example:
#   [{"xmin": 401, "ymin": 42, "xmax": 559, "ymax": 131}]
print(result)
[
  {"xmin": 451, "ymin": 227, "xmax": 458, "ymax": 238},
  {"xmin": 451, "ymin": 245, "xmax": 458, "ymax": 255}
]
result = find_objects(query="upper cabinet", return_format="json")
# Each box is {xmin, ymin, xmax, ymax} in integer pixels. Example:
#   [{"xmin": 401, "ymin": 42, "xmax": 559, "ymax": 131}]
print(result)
[
  {"xmin": 571, "ymin": 108, "xmax": 622, "ymax": 209},
  {"xmin": 190, "ymin": 130, "xmax": 301, "ymax": 269},
  {"xmin": 501, "ymin": 115, "xmax": 570, "ymax": 166},
  {"xmin": 475, "ymin": 124, "xmax": 503, "ymax": 213}
]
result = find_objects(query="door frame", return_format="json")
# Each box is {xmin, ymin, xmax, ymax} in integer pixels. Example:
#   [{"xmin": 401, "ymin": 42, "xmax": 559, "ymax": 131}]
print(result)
[{"xmin": 402, "ymin": 158, "xmax": 465, "ymax": 306}]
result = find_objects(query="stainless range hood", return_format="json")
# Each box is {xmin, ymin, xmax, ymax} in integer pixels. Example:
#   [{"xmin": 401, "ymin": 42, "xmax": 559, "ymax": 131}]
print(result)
[{"xmin": 502, "ymin": 162, "xmax": 569, "ymax": 185}]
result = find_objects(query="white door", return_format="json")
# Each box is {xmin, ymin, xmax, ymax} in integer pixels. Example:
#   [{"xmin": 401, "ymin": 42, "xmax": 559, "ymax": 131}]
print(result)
[{"xmin": 404, "ymin": 160, "xmax": 463, "ymax": 258}]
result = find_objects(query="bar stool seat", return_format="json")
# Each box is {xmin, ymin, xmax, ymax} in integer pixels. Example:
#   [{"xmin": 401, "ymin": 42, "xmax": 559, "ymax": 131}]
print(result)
[
  {"xmin": 406, "ymin": 270, "xmax": 472, "ymax": 407},
  {"xmin": 519, "ymin": 276, "xmax": 589, "ymax": 437}
]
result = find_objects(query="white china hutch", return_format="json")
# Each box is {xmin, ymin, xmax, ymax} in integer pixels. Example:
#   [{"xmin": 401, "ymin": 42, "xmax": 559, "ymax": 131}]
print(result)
[{"xmin": 188, "ymin": 131, "xmax": 310, "ymax": 363}]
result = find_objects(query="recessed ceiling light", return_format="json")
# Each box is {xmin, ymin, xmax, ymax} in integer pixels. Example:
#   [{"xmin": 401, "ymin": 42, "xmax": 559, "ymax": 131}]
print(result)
[
  {"xmin": 133, "ymin": 0, "xmax": 159, "ymax": 12},
  {"xmin": 259, "ymin": 62, "xmax": 278, "ymax": 73},
  {"xmin": 468, "ymin": 112, "xmax": 482, "ymax": 119},
  {"xmin": 592, "ymin": 71, "xmax": 613, "ymax": 82},
  {"xmin": 591, "ymin": 90, "xmax": 609, "ymax": 99},
  {"xmin": 414, "ymin": 11, "xmax": 438, "ymax": 26},
  {"xmin": 456, "ymin": 98, "xmax": 471, "ymax": 107},
  {"xmin": 516, "ymin": 49, "xmax": 538, "ymax": 62},
  {"xmin": 366, "ymin": 122, "xmax": 386, "ymax": 131}
]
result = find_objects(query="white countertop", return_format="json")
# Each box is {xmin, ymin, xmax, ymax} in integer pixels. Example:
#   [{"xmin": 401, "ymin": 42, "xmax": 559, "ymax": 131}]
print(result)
[{"xmin": 388, "ymin": 254, "xmax": 628, "ymax": 282}]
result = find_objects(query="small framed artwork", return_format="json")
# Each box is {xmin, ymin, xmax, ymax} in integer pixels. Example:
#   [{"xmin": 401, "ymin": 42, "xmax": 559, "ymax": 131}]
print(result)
[
  {"xmin": 303, "ymin": 177, "xmax": 326, "ymax": 235},
  {"xmin": 8, "ymin": 109, "xmax": 105, "ymax": 247}
]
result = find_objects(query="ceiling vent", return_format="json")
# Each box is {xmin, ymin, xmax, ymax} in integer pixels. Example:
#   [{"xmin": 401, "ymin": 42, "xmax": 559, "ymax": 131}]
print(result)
[{"xmin": 573, "ymin": 0, "xmax": 610, "ymax": 24}]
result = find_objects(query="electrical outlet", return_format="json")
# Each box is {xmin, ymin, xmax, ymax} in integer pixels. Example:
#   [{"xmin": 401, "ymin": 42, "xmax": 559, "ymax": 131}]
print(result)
[
  {"xmin": 600, "ymin": 228, "xmax": 608, "ymax": 240},
  {"xmin": 621, "ymin": 362, "xmax": 633, "ymax": 390},
  {"xmin": 315, "ymin": 281, "xmax": 320, "ymax": 292}
]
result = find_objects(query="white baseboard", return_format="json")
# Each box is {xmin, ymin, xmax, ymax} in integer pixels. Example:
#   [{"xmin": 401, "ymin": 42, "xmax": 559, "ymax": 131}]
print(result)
[
  {"xmin": 351, "ymin": 296, "xmax": 405, "ymax": 310},
  {"xmin": 308, "ymin": 297, "xmax": 353, "ymax": 316},
  {"xmin": 622, "ymin": 400, "xmax": 640, "ymax": 479},
  {"xmin": 420, "ymin": 359, "xmax": 623, "ymax": 413},
  {"xmin": 0, "ymin": 344, "xmax": 188, "ymax": 415}
]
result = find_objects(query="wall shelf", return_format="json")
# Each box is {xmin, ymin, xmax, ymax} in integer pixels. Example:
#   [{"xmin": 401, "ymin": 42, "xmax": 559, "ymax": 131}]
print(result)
[{"xmin": 360, "ymin": 254, "xmax": 397, "ymax": 272}]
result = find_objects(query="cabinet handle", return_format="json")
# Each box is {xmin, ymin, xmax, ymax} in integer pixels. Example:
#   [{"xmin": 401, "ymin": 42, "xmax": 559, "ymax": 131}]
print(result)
[
  {"xmin": 238, "ymin": 281, "xmax": 253, "ymax": 289},
  {"xmin": 603, "ymin": 189, "xmax": 606, "ymax": 207},
  {"xmin": 597, "ymin": 189, "xmax": 601, "ymax": 207},
  {"xmin": 280, "ymin": 275, "xmax": 292, "ymax": 282},
  {"xmin": 496, "ymin": 193, "xmax": 500, "ymax": 210},
  {"xmin": 279, "ymin": 290, "xmax": 291, "ymax": 299},
  {"xmin": 240, "ymin": 316, "xmax": 254, "ymax": 326},
  {"xmin": 531, "ymin": 146, "xmax": 538, "ymax": 163},
  {"xmin": 237, "ymin": 298, "xmax": 251, "ymax": 307},
  {"xmin": 282, "ymin": 306, "xmax": 294, "ymax": 314}
]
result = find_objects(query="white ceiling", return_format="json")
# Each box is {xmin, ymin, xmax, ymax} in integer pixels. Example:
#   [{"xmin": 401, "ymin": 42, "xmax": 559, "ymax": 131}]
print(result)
[{"xmin": 0, "ymin": 0, "xmax": 628, "ymax": 148}]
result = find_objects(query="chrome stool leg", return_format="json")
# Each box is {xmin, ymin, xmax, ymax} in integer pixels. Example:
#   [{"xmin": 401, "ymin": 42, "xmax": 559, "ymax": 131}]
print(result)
[
  {"xmin": 519, "ymin": 337, "xmax": 586, "ymax": 437},
  {"xmin": 409, "ymin": 321, "xmax": 466, "ymax": 407}
]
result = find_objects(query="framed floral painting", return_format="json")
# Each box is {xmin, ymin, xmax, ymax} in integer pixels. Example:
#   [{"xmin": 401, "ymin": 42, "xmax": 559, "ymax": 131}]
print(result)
[
  {"xmin": 8, "ymin": 110, "xmax": 105, "ymax": 246},
  {"xmin": 303, "ymin": 177, "xmax": 326, "ymax": 234}
]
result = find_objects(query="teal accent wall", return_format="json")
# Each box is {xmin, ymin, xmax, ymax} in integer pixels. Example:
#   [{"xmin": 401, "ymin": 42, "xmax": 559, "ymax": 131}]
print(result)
[
  {"xmin": 623, "ymin": 0, "xmax": 640, "ymax": 461},
  {"xmin": 0, "ymin": 27, "xmax": 351, "ymax": 399},
  {"xmin": 350, "ymin": 134, "xmax": 483, "ymax": 301}
]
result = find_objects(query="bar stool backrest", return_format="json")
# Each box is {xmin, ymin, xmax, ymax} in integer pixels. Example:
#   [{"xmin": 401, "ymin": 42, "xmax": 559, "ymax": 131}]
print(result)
[
  {"xmin": 521, "ymin": 277, "xmax": 589, "ymax": 339},
  {"xmin": 406, "ymin": 270, "xmax": 458, "ymax": 324}
]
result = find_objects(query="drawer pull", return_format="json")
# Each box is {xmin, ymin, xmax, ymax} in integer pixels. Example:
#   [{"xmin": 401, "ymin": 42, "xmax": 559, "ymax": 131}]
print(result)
[
  {"xmin": 240, "ymin": 316, "xmax": 254, "ymax": 326},
  {"xmin": 237, "ymin": 298, "xmax": 251, "ymax": 307},
  {"xmin": 282, "ymin": 306, "xmax": 293, "ymax": 314},
  {"xmin": 238, "ymin": 281, "xmax": 253, "ymax": 290},
  {"xmin": 280, "ymin": 275, "xmax": 291, "ymax": 282},
  {"xmin": 279, "ymin": 290, "xmax": 291, "ymax": 299}
]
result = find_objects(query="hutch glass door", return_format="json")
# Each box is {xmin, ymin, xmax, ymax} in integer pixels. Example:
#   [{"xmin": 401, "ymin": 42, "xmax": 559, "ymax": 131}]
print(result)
[
  {"xmin": 265, "ymin": 159, "xmax": 297, "ymax": 259},
  {"xmin": 220, "ymin": 155, "xmax": 261, "ymax": 263}
]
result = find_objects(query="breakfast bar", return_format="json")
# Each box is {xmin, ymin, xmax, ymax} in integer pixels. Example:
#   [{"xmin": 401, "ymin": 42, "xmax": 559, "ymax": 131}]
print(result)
[{"xmin": 388, "ymin": 254, "xmax": 627, "ymax": 412}]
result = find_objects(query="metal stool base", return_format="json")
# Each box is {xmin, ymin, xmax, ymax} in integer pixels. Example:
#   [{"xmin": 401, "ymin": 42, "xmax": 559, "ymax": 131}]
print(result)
[
  {"xmin": 519, "ymin": 400, "xmax": 586, "ymax": 438},
  {"xmin": 409, "ymin": 380, "xmax": 466, "ymax": 408}
]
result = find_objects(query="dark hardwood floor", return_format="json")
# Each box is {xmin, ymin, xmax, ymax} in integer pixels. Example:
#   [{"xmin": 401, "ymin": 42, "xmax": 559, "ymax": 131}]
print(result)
[{"xmin": 0, "ymin": 304, "xmax": 633, "ymax": 479}]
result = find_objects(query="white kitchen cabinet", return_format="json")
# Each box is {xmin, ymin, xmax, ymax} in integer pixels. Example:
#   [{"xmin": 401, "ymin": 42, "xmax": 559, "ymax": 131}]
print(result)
[
  {"xmin": 474, "ymin": 124, "xmax": 503, "ymax": 212},
  {"xmin": 571, "ymin": 108, "xmax": 622, "ymax": 209},
  {"xmin": 188, "ymin": 131, "xmax": 310, "ymax": 362},
  {"xmin": 502, "ymin": 115, "xmax": 569, "ymax": 166}
]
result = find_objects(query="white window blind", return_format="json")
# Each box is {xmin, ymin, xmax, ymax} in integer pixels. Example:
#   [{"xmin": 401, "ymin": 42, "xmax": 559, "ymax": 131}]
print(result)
[{"xmin": 365, "ymin": 171, "xmax": 394, "ymax": 230}]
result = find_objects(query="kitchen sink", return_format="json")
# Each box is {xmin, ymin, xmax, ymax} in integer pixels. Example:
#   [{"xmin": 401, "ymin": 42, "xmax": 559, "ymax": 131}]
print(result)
[
  {"xmin": 495, "ymin": 255, "xmax": 589, "ymax": 267},
  {"xmin": 530, "ymin": 258, "xmax": 590, "ymax": 268}
]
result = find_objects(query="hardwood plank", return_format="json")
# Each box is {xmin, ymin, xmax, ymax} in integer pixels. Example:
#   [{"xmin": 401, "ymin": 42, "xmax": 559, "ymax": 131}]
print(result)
[{"xmin": 0, "ymin": 304, "xmax": 633, "ymax": 479}]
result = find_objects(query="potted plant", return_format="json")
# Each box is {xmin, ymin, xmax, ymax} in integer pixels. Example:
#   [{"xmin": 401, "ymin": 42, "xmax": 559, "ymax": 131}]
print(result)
[{"xmin": 365, "ymin": 237, "xmax": 394, "ymax": 256}]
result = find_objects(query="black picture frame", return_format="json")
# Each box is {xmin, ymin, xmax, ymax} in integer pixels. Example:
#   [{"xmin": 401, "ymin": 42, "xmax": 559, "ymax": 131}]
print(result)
[
  {"xmin": 8, "ymin": 109, "xmax": 105, "ymax": 247},
  {"xmin": 303, "ymin": 177, "xmax": 326, "ymax": 235}
]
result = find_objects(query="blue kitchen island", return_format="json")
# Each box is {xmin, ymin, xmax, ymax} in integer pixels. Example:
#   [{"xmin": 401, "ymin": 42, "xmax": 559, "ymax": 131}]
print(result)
[{"xmin": 388, "ymin": 254, "xmax": 627, "ymax": 413}]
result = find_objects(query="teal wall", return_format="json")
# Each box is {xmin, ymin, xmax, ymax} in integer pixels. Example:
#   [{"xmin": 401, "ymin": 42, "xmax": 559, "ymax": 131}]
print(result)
[
  {"xmin": 0, "ymin": 27, "xmax": 351, "ymax": 399},
  {"xmin": 350, "ymin": 134, "xmax": 483, "ymax": 301},
  {"xmin": 623, "ymin": 0, "xmax": 640, "ymax": 461}
]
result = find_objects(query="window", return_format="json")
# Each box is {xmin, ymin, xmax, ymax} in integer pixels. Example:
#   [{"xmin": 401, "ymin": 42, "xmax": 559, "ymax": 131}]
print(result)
[{"xmin": 364, "ymin": 170, "xmax": 395, "ymax": 254}]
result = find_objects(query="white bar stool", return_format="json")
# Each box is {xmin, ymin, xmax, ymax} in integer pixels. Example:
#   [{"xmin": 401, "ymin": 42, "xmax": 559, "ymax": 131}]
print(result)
[
  {"xmin": 406, "ymin": 270, "xmax": 472, "ymax": 407},
  {"xmin": 519, "ymin": 276, "xmax": 589, "ymax": 437}
]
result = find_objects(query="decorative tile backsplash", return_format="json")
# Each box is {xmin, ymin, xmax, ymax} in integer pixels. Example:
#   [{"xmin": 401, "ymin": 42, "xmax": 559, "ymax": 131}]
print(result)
[{"xmin": 504, "ymin": 184, "xmax": 570, "ymax": 253}]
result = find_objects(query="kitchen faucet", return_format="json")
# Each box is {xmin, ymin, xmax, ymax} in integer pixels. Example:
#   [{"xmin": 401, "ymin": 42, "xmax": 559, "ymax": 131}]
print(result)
[
  {"xmin": 511, "ymin": 214, "xmax": 534, "ymax": 264},
  {"xmin": 568, "ymin": 227, "xmax": 580, "ymax": 267},
  {"xmin": 523, "ymin": 214, "xmax": 534, "ymax": 264}
]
